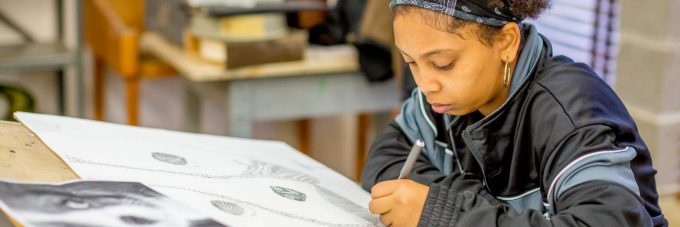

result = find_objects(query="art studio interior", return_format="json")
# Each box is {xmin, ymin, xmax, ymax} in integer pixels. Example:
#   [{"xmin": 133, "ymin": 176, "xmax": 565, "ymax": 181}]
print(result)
[{"xmin": 0, "ymin": 0, "xmax": 678, "ymax": 226}]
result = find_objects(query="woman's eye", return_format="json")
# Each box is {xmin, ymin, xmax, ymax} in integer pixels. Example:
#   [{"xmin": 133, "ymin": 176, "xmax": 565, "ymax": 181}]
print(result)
[
  {"xmin": 434, "ymin": 63, "xmax": 453, "ymax": 71},
  {"xmin": 404, "ymin": 61, "xmax": 417, "ymax": 67}
]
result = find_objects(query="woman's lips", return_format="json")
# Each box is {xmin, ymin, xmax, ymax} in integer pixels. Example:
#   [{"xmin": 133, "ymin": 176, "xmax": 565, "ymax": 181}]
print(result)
[{"xmin": 430, "ymin": 103, "xmax": 452, "ymax": 113}]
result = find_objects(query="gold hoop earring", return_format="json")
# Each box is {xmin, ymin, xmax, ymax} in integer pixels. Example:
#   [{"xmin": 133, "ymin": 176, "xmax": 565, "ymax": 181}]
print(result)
[{"xmin": 503, "ymin": 61, "xmax": 511, "ymax": 88}]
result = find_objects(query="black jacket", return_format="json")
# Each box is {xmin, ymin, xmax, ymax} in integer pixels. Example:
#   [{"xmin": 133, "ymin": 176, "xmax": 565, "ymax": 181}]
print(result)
[{"xmin": 361, "ymin": 25, "xmax": 667, "ymax": 227}]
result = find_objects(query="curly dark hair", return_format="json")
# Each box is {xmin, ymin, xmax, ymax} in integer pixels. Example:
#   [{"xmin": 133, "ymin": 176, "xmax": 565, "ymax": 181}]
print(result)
[
  {"xmin": 488, "ymin": 0, "xmax": 552, "ymax": 19},
  {"xmin": 394, "ymin": 0, "xmax": 551, "ymax": 46}
]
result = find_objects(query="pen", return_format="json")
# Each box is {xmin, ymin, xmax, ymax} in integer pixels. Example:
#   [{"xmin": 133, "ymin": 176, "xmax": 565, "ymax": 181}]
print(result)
[{"xmin": 398, "ymin": 139, "xmax": 425, "ymax": 179}]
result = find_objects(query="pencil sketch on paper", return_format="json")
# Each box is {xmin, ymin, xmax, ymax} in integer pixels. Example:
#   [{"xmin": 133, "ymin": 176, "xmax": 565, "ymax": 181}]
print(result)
[
  {"xmin": 14, "ymin": 112, "xmax": 380, "ymax": 227},
  {"xmin": 211, "ymin": 200, "xmax": 255, "ymax": 216},
  {"xmin": 271, "ymin": 186, "xmax": 307, "ymax": 202},
  {"xmin": 314, "ymin": 185, "xmax": 380, "ymax": 224},
  {"xmin": 153, "ymin": 185, "xmax": 381, "ymax": 227},
  {"xmin": 65, "ymin": 155, "xmax": 378, "ymax": 223},
  {"xmin": 239, "ymin": 160, "xmax": 319, "ymax": 184},
  {"xmin": 152, "ymin": 152, "xmax": 189, "ymax": 165},
  {"xmin": 0, "ymin": 180, "xmax": 227, "ymax": 227},
  {"xmin": 67, "ymin": 155, "xmax": 319, "ymax": 183}
]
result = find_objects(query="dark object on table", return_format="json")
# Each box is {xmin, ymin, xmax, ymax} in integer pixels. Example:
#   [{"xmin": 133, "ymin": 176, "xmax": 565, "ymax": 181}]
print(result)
[
  {"xmin": 0, "ymin": 84, "xmax": 35, "ymax": 120},
  {"xmin": 145, "ymin": 0, "xmax": 192, "ymax": 46}
]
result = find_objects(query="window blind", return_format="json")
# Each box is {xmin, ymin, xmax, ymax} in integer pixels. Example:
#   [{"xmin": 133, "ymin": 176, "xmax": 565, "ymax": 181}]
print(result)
[{"xmin": 529, "ymin": 0, "xmax": 620, "ymax": 85}]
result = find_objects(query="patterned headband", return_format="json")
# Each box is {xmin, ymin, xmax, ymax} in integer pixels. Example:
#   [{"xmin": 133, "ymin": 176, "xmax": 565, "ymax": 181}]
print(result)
[{"xmin": 390, "ymin": 0, "xmax": 522, "ymax": 27}]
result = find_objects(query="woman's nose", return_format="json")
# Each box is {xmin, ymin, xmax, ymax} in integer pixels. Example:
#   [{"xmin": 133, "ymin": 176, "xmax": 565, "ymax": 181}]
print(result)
[{"xmin": 418, "ymin": 73, "xmax": 442, "ymax": 94}]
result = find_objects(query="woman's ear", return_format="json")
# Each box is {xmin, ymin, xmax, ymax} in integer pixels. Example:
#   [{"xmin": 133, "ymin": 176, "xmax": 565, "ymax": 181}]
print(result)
[{"xmin": 493, "ymin": 23, "xmax": 521, "ymax": 63}]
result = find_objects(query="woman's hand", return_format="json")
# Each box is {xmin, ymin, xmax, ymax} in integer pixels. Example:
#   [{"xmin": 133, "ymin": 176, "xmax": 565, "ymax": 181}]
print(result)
[{"xmin": 368, "ymin": 179, "xmax": 429, "ymax": 227}]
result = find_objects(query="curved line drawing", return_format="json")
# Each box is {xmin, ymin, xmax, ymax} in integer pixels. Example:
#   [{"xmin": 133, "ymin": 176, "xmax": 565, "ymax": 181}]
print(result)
[
  {"xmin": 67, "ymin": 156, "xmax": 319, "ymax": 184},
  {"xmin": 151, "ymin": 152, "xmax": 188, "ymax": 165},
  {"xmin": 66, "ymin": 156, "xmax": 237, "ymax": 179},
  {"xmin": 270, "ymin": 186, "xmax": 306, "ymax": 202}
]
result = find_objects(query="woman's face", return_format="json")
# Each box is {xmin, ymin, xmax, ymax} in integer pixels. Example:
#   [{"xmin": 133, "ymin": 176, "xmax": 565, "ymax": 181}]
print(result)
[{"xmin": 394, "ymin": 8, "xmax": 514, "ymax": 116}]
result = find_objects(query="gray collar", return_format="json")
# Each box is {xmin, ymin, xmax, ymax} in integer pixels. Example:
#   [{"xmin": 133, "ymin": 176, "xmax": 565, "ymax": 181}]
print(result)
[
  {"xmin": 446, "ymin": 22, "xmax": 544, "ymax": 128},
  {"xmin": 509, "ymin": 22, "xmax": 543, "ymax": 95}
]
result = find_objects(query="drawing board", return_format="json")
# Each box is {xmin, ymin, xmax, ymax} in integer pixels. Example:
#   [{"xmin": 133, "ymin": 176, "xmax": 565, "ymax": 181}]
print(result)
[{"xmin": 14, "ymin": 112, "xmax": 380, "ymax": 227}]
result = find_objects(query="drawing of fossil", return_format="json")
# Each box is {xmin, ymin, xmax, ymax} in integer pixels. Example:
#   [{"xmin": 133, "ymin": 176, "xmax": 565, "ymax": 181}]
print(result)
[
  {"xmin": 242, "ymin": 161, "xmax": 319, "ymax": 184},
  {"xmin": 315, "ymin": 186, "xmax": 380, "ymax": 224},
  {"xmin": 211, "ymin": 200, "xmax": 252, "ymax": 216},
  {"xmin": 270, "ymin": 186, "xmax": 306, "ymax": 202},
  {"xmin": 151, "ymin": 152, "xmax": 188, "ymax": 165}
]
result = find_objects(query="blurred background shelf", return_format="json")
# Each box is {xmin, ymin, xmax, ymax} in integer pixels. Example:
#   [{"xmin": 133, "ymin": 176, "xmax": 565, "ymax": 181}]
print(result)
[
  {"xmin": 0, "ymin": 0, "xmax": 83, "ymax": 117},
  {"xmin": 0, "ymin": 43, "xmax": 75, "ymax": 70}
]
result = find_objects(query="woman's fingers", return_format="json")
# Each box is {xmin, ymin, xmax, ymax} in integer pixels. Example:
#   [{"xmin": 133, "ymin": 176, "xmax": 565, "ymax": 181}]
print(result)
[
  {"xmin": 369, "ymin": 195, "xmax": 394, "ymax": 214},
  {"xmin": 371, "ymin": 180, "xmax": 399, "ymax": 198},
  {"xmin": 379, "ymin": 211, "xmax": 395, "ymax": 226}
]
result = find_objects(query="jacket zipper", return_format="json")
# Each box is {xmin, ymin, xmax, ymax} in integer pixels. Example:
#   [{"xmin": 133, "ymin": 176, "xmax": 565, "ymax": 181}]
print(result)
[
  {"xmin": 446, "ymin": 125, "xmax": 466, "ymax": 175},
  {"xmin": 461, "ymin": 130, "xmax": 492, "ymax": 192}
]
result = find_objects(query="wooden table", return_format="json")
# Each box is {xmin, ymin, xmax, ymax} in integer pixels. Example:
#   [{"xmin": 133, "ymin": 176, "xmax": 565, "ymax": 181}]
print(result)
[
  {"xmin": 0, "ymin": 121, "xmax": 77, "ymax": 182},
  {"xmin": 141, "ymin": 32, "xmax": 401, "ymax": 138},
  {"xmin": 0, "ymin": 121, "xmax": 79, "ymax": 226}
]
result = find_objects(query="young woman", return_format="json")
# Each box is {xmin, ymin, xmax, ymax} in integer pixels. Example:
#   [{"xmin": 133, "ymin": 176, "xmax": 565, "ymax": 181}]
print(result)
[{"xmin": 361, "ymin": 0, "xmax": 668, "ymax": 226}]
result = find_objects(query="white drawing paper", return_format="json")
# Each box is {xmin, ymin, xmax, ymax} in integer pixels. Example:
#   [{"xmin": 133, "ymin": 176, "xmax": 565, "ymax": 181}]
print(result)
[{"xmin": 14, "ymin": 112, "xmax": 380, "ymax": 227}]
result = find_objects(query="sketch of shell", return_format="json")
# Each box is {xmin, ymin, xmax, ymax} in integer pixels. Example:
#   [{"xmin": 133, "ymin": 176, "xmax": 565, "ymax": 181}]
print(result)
[
  {"xmin": 151, "ymin": 152, "xmax": 188, "ymax": 165},
  {"xmin": 211, "ymin": 200, "xmax": 247, "ymax": 216},
  {"xmin": 243, "ymin": 161, "xmax": 319, "ymax": 184},
  {"xmin": 270, "ymin": 186, "xmax": 306, "ymax": 202},
  {"xmin": 315, "ymin": 186, "xmax": 380, "ymax": 224}
]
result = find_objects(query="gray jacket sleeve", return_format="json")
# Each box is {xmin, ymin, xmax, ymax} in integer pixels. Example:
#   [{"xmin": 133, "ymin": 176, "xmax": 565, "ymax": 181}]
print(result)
[
  {"xmin": 418, "ymin": 125, "xmax": 655, "ymax": 227},
  {"xmin": 360, "ymin": 122, "xmax": 446, "ymax": 191},
  {"xmin": 360, "ymin": 89, "xmax": 447, "ymax": 190}
]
